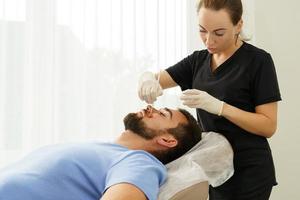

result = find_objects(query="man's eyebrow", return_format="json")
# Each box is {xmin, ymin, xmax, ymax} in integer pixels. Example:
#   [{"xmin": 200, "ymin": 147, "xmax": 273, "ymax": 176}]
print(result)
[
  {"xmin": 198, "ymin": 24, "xmax": 227, "ymax": 32},
  {"xmin": 164, "ymin": 107, "xmax": 173, "ymax": 119}
]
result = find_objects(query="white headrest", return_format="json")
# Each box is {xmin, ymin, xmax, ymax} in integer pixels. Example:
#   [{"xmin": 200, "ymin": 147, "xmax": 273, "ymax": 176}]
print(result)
[{"xmin": 158, "ymin": 132, "xmax": 234, "ymax": 200}]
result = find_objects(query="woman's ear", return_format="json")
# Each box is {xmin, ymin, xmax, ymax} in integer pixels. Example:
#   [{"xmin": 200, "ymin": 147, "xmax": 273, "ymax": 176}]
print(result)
[
  {"xmin": 156, "ymin": 134, "xmax": 178, "ymax": 148},
  {"xmin": 236, "ymin": 19, "xmax": 243, "ymax": 34}
]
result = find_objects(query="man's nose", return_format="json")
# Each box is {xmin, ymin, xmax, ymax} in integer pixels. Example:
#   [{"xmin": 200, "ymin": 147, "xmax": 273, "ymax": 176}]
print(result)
[{"xmin": 146, "ymin": 105, "xmax": 159, "ymax": 116}]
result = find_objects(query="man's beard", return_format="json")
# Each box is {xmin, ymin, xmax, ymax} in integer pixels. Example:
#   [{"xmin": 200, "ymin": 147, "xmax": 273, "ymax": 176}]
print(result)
[{"xmin": 123, "ymin": 113, "xmax": 157, "ymax": 140}]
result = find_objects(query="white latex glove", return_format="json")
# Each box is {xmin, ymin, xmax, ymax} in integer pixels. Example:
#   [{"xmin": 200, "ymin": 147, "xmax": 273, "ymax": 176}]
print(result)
[
  {"xmin": 138, "ymin": 71, "xmax": 163, "ymax": 104},
  {"xmin": 180, "ymin": 89, "xmax": 224, "ymax": 116}
]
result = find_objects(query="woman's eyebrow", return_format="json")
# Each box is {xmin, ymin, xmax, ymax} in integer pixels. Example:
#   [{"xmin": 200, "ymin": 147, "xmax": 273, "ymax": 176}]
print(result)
[
  {"xmin": 198, "ymin": 24, "xmax": 227, "ymax": 32},
  {"xmin": 164, "ymin": 108, "xmax": 173, "ymax": 119},
  {"xmin": 214, "ymin": 28, "xmax": 227, "ymax": 32},
  {"xmin": 199, "ymin": 24, "xmax": 206, "ymax": 30}
]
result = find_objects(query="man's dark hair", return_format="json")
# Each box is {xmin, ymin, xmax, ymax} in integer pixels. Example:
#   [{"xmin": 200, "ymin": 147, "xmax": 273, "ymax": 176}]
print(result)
[{"xmin": 152, "ymin": 109, "xmax": 202, "ymax": 164}]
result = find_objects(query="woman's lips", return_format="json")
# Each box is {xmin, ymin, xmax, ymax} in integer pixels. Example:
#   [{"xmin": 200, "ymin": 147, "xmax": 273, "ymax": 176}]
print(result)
[{"xmin": 207, "ymin": 47, "xmax": 216, "ymax": 52}]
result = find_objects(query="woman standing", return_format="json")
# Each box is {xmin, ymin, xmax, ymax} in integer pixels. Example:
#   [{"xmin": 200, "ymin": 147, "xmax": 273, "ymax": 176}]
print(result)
[{"xmin": 138, "ymin": 0, "xmax": 281, "ymax": 199}]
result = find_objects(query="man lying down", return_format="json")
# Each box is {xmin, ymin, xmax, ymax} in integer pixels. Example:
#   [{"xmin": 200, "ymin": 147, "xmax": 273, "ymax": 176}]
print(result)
[{"xmin": 0, "ymin": 105, "xmax": 203, "ymax": 200}]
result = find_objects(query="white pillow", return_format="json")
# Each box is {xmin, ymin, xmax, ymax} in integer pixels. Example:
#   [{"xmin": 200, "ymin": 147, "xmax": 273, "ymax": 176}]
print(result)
[{"xmin": 158, "ymin": 132, "xmax": 234, "ymax": 200}]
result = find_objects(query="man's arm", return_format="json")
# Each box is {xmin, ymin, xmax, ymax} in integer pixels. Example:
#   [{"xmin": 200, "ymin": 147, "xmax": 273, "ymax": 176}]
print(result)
[{"xmin": 101, "ymin": 183, "xmax": 147, "ymax": 200}]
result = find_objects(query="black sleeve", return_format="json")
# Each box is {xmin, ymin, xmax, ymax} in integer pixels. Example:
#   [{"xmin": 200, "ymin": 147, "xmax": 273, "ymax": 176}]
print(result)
[
  {"xmin": 252, "ymin": 53, "xmax": 281, "ymax": 106},
  {"xmin": 166, "ymin": 51, "xmax": 200, "ymax": 91}
]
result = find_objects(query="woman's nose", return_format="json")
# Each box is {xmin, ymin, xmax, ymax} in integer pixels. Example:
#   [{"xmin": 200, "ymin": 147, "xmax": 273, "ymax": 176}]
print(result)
[{"xmin": 205, "ymin": 33, "xmax": 215, "ymax": 46}]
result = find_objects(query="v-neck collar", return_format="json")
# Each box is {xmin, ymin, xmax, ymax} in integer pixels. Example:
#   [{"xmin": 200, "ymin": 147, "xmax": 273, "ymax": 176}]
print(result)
[{"xmin": 207, "ymin": 42, "xmax": 245, "ymax": 76}]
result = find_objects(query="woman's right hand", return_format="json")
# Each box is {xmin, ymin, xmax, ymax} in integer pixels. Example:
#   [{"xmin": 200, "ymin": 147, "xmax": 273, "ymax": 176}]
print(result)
[{"xmin": 138, "ymin": 71, "xmax": 163, "ymax": 104}]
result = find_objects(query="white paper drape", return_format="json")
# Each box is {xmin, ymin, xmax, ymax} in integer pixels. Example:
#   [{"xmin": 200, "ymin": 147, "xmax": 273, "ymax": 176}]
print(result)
[{"xmin": 0, "ymin": 0, "xmax": 189, "ymax": 167}]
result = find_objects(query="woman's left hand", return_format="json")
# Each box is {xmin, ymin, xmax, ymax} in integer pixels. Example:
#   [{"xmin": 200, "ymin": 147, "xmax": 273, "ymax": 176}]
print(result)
[{"xmin": 180, "ymin": 89, "xmax": 224, "ymax": 116}]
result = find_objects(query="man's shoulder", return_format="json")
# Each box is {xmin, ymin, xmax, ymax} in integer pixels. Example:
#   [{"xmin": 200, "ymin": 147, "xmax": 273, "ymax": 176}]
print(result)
[
  {"xmin": 117, "ymin": 149, "xmax": 165, "ymax": 168},
  {"xmin": 106, "ymin": 150, "xmax": 167, "ymax": 200}
]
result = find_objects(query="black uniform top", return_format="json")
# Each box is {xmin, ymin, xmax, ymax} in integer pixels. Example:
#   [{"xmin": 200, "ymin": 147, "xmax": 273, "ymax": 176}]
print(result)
[{"xmin": 166, "ymin": 42, "xmax": 281, "ymax": 186}]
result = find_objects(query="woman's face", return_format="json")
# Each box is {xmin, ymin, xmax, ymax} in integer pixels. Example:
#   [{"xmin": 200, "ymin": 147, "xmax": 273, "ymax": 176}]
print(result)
[{"xmin": 198, "ymin": 7, "xmax": 242, "ymax": 54}]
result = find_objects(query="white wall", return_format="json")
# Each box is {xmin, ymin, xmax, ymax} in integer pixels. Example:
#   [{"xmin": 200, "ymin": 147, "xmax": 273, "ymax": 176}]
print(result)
[
  {"xmin": 188, "ymin": 0, "xmax": 300, "ymax": 199},
  {"xmin": 254, "ymin": 0, "xmax": 300, "ymax": 199}
]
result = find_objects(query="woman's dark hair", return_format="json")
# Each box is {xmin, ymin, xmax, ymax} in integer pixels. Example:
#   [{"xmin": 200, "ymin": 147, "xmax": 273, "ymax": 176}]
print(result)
[
  {"xmin": 197, "ymin": 0, "xmax": 243, "ymax": 25},
  {"xmin": 153, "ymin": 108, "xmax": 202, "ymax": 164}
]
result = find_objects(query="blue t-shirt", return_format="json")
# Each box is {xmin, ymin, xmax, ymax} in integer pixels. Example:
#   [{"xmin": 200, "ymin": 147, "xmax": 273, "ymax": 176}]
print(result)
[{"xmin": 0, "ymin": 142, "xmax": 167, "ymax": 200}]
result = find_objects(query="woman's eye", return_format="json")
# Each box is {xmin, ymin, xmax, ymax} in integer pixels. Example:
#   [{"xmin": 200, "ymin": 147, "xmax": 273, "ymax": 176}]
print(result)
[
  {"xmin": 215, "ymin": 32, "xmax": 224, "ymax": 37},
  {"xmin": 199, "ymin": 29, "xmax": 206, "ymax": 33}
]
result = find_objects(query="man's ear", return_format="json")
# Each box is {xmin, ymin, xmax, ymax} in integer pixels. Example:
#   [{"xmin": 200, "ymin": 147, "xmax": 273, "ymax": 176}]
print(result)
[{"xmin": 156, "ymin": 134, "xmax": 178, "ymax": 148}]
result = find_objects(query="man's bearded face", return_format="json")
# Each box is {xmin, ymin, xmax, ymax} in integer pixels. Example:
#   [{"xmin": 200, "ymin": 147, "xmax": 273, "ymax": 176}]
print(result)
[{"xmin": 123, "ymin": 113, "xmax": 157, "ymax": 139}]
